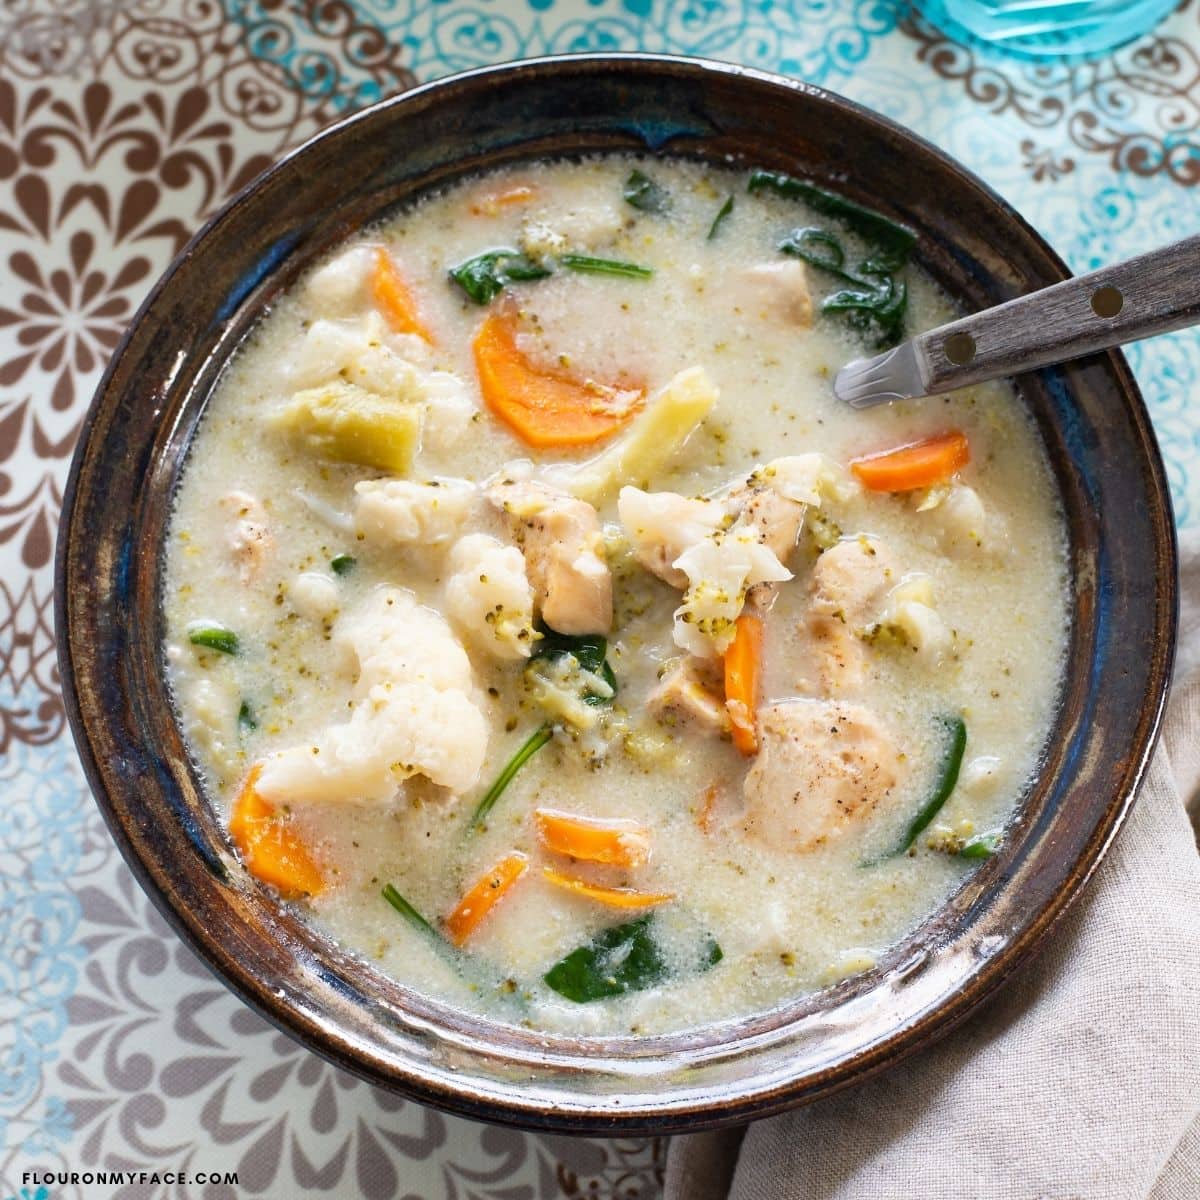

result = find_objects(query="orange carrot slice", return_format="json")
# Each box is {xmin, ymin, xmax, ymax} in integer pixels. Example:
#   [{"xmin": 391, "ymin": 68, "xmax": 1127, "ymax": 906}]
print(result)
[
  {"xmin": 541, "ymin": 866, "xmax": 673, "ymax": 909},
  {"xmin": 472, "ymin": 309, "xmax": 642, "ymax": 448},
  {"xmin": 534, "ymin": 809, "xmax": 651, "ymax": 868},
  {"xmin": 470, "ymin": 184, "xmax": 537, "ymax": 215},
  {"xmin": 724, "ymin": 613, "xmax": 763, "ymax": 756},
  {"xmin": 371, "ymin": 248, "xmax": 434, "ymax": 343},
  {"xmin": 228, "ymin": 765, "xmax": 325, "ymax": 899},
  {"xmin": 850, "ymin": 431, "xmax": 969, "ymax": 492},
  {"xmin": 443, "ymin": 852, "xmax": 529, "ymax": 946}
]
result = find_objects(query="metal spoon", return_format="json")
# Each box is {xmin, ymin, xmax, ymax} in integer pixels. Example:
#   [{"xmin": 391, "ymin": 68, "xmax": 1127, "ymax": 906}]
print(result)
[{"xmin": 834, "ymin": 234, "xmax": 1200, "ymax": 409}]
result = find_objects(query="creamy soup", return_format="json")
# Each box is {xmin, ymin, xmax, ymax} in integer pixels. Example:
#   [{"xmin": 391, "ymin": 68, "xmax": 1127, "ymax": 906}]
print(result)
[{"xmin": 165, "ymin": 156, "xmax": 1068, "ymax": 1035}]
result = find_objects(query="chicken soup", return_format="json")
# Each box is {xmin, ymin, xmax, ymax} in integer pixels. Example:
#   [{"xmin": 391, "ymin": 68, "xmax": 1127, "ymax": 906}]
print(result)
[{"xmin": 165, "ymin": 157, "xmax": 1069, "ymax": 1034}]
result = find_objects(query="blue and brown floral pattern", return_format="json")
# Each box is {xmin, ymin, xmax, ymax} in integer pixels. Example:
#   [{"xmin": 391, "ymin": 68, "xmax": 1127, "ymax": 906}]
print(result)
[{"xmin": 2, "ymin": 0, "xmax": 1198, "ymax": 1195}]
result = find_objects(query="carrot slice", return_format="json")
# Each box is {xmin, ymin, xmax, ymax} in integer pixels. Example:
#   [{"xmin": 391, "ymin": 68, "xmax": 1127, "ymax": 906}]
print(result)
[
  {"xmin": 371, "ymin": 248, "xmax": 434, "ymax": 343},
  {"xmin": 470, "ymin": 184, "xmax": 537, "ymax": 215},
  {"xmin": 850, "ymin": 431, "xmax": 969, "ymax": 492},
  {"xmin": 534, "ymin": 809, "xmax": 651, "ymax": 868},
  {"xmin": 472, "ymin": 309, "xmax": 643, "ymax": 448},
  {"xmin": 444, "ymin": 852, "xmax": 529, "ymax": 946},
  {"xmin": 541, "ymin": 866, "xmax": 673, "ymax": 909},
  {"xmin": 724, "ymin": 613, "xmax": 763, "ymax": 756},
  {"xmin": 228, "ymin": 765, "xmax": 325, "ymax": 899}
]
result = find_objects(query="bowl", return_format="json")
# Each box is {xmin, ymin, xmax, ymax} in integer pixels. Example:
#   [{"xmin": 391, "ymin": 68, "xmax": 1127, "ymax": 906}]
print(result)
[{"xmin": 56, "ymin": 53, "xmax": 1177, "ymax": 1134}]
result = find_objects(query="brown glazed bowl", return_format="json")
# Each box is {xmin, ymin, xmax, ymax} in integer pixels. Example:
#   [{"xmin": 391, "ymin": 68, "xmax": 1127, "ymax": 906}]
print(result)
[{"xmin": 57, "ymin": 54, "xmax": 1177, "ymax": 1134}]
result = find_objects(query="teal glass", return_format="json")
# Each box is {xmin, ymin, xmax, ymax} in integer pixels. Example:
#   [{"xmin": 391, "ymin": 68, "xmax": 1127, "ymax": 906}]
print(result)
[{"xmin": 913, "ymin": 0, "xmax": 1178, "ymax": 57}]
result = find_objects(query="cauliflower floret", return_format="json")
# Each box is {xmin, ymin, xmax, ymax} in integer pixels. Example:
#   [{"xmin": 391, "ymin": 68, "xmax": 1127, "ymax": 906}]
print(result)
[
  {"xmin": 673, "ymin": 529, "xmax": 791, "ymax": 657},
  {"xmin": 959, "ymin": 754, "xmax": 1004, "ymax": 797},
  {"xmin": 289, "ymin": 312, "xmax": 475, "ymax": 444},
  {"xmin": 445, "ymin": 533, "xmax": 537, "ymax": 660},
  {"xmin": 524, "ymin": 653, "xmax": 612, "ymax": 731},
  {"xmin": 757, "ymin": 454, "xmax": 857, "ymax": 505},
  {"xmin": 519, "ymin": 201, "xmax": 623, "ymax": 262},
  {"xmin": 876, "ymin": 574, "xmax": 952, "ymax": 663},
  {"xmin": 916, "ymin": 482, "xmax": 1007, "ymax": 556},
  {"xmin": 291, "ymin": 312, "xmax": 425, "ymax": 391},
  {"xmin": 257, "ymin": 588, "xmax": 488, "ymax": 803},
  {"xmin": 418, "ymin": 369, "xmax": 475, "ymax": 451},
  {"xmin": 184, "ymin": 676, "xmax": 238, "ymax": 776},
  {"xmin": 354, "ymin": 478, "xmax": 476, "ymax": 547},
  {"xmin": 256, "ymin": 682, "xmax": 488, "ymax": 802},
  {"xmin": 617, "ymin": 487, "xmax": 728, "ymax": 589},
  {"xmin": 304, "ymin": 245, "xmax": 375, "ymax": 317},
  {"xmin": 336, "ymin": 587, "xmax": 475, "ymax": 694},
  {"xmin": 290, "ymin": 572, "xmax": 339, "ymax": 623}
]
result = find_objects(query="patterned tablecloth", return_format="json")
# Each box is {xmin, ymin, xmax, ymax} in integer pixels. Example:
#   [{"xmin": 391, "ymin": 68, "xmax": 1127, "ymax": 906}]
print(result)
[{"xmin": 1, "ymin": 1, "xmax": 1197, "ymax": 1197}]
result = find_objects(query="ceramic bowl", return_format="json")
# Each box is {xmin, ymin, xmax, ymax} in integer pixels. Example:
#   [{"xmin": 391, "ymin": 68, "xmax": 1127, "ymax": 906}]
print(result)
[{"xmin": 57, "ymin": 54, "xmax": 1177, "ymax": 1134}]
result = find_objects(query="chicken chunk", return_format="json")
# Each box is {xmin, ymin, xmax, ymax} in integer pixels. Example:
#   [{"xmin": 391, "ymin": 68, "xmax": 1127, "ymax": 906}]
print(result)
[
  {"xmin": 489, "ymin": 481, "xmax": 612, "ymax": 635},
  {"xmin": 732, "ymin": 261, "xmax": 813, "ymax": 328},
  {"xmin": 646, "ymin": 657, "xmax": 730, "ymax": 736},
  {"xmin": 732, "ymin": 483, "xmax": 806, "ymax": 566},
  {"xmin": 803, "ymin": 536, "xmax": 898, "ymax": 694},
  {"xmin": 742, "ymin": 699, "xmax": 902, "ymax": 853},
  {"xmin": 219, "ymin": 491, "xmax": 273, "ymax": 584}
]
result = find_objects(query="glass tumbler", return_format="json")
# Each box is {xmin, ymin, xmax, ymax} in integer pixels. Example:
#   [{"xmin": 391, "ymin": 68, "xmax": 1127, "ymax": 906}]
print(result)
[{"xmin": 912, "ymin": 0, "xmax": 1179, "ymax": 57}]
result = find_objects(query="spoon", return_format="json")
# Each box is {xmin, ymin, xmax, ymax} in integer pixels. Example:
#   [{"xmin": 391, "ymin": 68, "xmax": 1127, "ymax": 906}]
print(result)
[{"xmin": 834, "ymin": 234, "xmax": 1200, "ymax": 408}]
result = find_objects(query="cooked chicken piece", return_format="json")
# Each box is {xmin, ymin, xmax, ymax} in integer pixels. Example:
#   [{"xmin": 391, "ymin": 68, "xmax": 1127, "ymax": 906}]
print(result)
[
  {"xmin": 488, "ymin": 480, "xmax": 612, "ymax": 635},
  {"xmin": 742, "ymin": 699, "xmax": 902, "ymax": 853},
  {"xmin": 727, "ymin": 480, "xmax": 806, "ymax": 612},
  {"xmin": 646, "ymin": 657, "xmax": 729, "ymax": 736},
  {"xmin": 732, "ymin": 483, "xmax": 806, "ymax": 565},
  {"xmin": 732, "ymin": 261, "xmax": 813, "ymax": 328},
  {"xmin": 803, "ymin": 536, "xmax": 898, "ymax": 694},
  {"xmin": 219, "ymin": 491, "xmax": 272, "ymax": 584},
  {"xmin": 616, "ymin": 487, "xmax": 728, "ymax": 589}
]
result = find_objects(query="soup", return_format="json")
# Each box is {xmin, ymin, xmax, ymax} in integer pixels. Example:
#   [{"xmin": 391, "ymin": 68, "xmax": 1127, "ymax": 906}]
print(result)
[{"xmin": 164, "ymin": 156, "xmax": 1068, "ymax": 1035}]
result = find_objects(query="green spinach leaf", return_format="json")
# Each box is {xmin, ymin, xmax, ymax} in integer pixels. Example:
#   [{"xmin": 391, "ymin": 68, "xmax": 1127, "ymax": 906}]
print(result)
[
  {"xmin": 623, "ymin": 169, "xmax": 671, "ymax": 215},
  {"xmin": 448, "ymin": 248, "xmax": 552, "ymax": 305}
]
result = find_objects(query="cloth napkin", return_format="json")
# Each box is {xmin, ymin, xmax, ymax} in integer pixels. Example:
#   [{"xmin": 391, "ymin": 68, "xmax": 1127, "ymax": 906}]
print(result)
[{"xmin": 666, "ymin": 530, "xmax": 1200, "ymax": 1200}]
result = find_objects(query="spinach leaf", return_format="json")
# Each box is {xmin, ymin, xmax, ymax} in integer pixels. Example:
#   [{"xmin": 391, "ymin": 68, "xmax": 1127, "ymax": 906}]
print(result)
[
  {"xmin": 544, "ymin": 916, "xmax": 724, "ymax": 1003},
  {"xmin": 707, "ymin": 195, "xmax": 734, "ymax": 240},
  {"xmin": 544, "ymin": 916, "xmax": 665, "ymax": 1002},
  {"xmin": 779, "ymin": 226, "xmax": 909, "ymax": 347},
  {"xmin": 381, "ymin": 883, "xmax": 442, "ymax": 941},
  {"xmin": 959, "ymin": 829, "xmax": 1000, "ymax": 860},
  {"xmin": 448, "ymin": 248, "xmax": 552, "ymax": 305},
  {"xmin": 531, "ymin": 629, "xmax": 618, "ymax": 705},
  {"xmin": 188, "ymin": 622, "xmax": 239, "ymax": 655},
  {"xmin": 330, "ymin": 553, "xmax": 356, "ymax": 576},
  {"xmin": 560, "ymin": 254, "xmax": 653, "ymax": 279},
  {"xmin": 897, "ymin": 715, "xmax": 968, "ymax": 854},
  {"xmin": 623, "ymin": 169, "xmax": 671, "ymax": 214},
  {"xmin": 469, "ymin": 724, "xmax": 554, "ymax": 832},
  {"xmin": 748, "ymin": 169, "xmax": 916, "ymax": 267}
]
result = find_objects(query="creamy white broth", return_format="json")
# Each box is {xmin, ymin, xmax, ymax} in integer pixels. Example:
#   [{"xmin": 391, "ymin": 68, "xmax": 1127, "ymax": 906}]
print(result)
[{"xmin": 164, "ymin": 156, "xmax": 1068, "ymax": 1034}]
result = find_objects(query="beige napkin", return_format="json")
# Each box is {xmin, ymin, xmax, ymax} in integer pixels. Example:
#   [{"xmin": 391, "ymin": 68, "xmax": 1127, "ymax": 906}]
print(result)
[{"xmin": 666, "ymin": 530, "xmax": 1200, "ymax": 1200}]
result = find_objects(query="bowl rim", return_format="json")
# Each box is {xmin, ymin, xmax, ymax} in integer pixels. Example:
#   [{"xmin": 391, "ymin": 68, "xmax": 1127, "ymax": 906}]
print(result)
[{"xmin": 56, "ymin": 51, "xmax": 1178, "ymax": 1134}]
